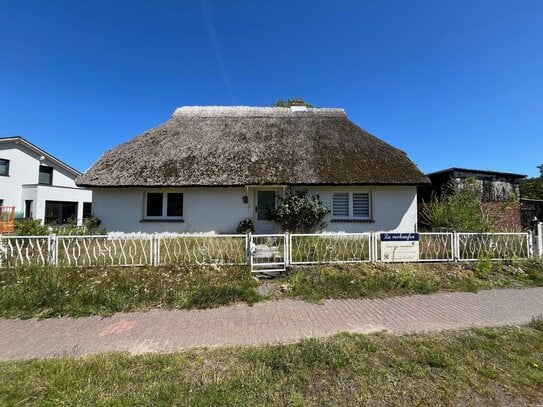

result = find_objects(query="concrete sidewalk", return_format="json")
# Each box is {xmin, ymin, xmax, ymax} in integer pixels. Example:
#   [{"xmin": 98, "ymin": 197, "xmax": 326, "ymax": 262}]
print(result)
[{"xmin": 1, "ymin": 287, "xmax": 542, "ymax": 361}]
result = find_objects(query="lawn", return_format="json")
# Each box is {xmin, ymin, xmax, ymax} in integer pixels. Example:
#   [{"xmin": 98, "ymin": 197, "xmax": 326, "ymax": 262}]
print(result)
[
  {"xmin": 0, "ymin": 265, "xmax": 260, "ymax": 318},
  {"xmin": 0, "ymin": 259, "xmax": 542, "ymax": 318},
  {"xmin": 1, "ymin": 325, "xmax": 542, "ymax": 406},
  {"xmin": 270, "ymin": 258, "xmax": 543, "ymax": 302}
]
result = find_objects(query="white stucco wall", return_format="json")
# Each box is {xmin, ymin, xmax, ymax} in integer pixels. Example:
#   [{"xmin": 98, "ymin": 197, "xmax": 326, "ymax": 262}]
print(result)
[
  {"xmin": 92, "ymin": 185, "xmax": 418, "ymax": 234},
  {"xmin": 92, "ymin": 187, "xmax": 251, "ymax": 233},
  {"xmin": 303, "ymin": 186, "xmax": 418, "ymax": 233},
  {"xmin": 0, "ymin": 139, "xmax": 92, "ymax": 224},
  {"xmin": 30, "ymin": 185, "xmax": 92, "ymax": 225}
]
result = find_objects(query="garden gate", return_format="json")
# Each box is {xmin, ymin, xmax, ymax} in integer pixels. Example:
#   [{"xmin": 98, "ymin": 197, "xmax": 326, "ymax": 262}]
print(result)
[{"xmin": 250, "ymin": 234, "xmax": 287, "ymax": 274}]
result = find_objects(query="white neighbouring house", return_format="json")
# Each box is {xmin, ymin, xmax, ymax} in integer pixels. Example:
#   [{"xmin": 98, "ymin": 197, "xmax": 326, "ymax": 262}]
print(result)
[
  {"xmin": 0, "ymin": 136, "xmax": 92, "ymax": 226},
  {"xmin": 77, "ymin": 106, "xmax": 429, "ymax": 234}
]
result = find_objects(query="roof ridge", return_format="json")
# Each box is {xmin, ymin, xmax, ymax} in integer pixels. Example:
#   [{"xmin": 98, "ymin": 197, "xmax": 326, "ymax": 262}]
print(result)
[{"xmin": 172, "ymin": 106, "xmax": 346, "ymax": 117}]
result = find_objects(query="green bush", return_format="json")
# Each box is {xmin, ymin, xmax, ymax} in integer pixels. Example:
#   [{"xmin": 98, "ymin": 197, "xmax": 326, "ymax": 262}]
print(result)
[
  {"xmin": 13, "ymin": 219, "xmax": 48, "ymax": 236},
  {"xmin": 236, "ymin": 218, "xmax": 254, "ymax": 234},
  {"xmin": 421, "ymin": 177, "xmax": 517, "ymax": 232},
  {"xmin": 51, "ymin": 216, "xmax": 106, "ymax": 235},
  {"xmin": 474, "ymin": 256, "xmax": 493, "ymax": 277},
  {"xmin": 421, "ymin": 178, "xmax": 488, "ymax": 231},
  {"xmin": 269, "ymin": 188, "xmax": 330, "ymax": 233}
]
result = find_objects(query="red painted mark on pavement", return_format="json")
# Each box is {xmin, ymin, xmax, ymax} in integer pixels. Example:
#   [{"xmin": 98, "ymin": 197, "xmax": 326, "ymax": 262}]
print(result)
[{"xmin": 99, "ymin": 320, "xmax": 136, "ymax": 336}]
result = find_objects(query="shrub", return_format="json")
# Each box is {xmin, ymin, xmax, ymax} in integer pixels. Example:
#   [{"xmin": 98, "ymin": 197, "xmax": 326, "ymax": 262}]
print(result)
[
  {"xmin": 51, "ymin": 216, "xmax": 106, "ymax": 236},
  {"xmin": 13, "ymin": 219, "xmax": 48, "ymax": 236},
  {"xmin": 269, "ymin": 188, "xmax": 330, "ymax": 233},
  {"xmin": 236, "ymin": 218, "xmax": 254, "ymax": 234},
  {"xmin": 421, "ymin": 177, "xmax": 489, "ymax": 232},
  {"xmin": 529, "ymin": 315, "xmax": 543, "ymax": 331},
  {"xmin": 474, "ymin": 256, "xmax": 493, "ymax": 277}
]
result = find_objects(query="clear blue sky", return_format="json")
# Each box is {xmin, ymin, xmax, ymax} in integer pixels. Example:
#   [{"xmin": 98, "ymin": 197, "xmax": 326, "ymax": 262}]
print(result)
[{"xmin": 1, "ymin": 1, "xmax": 542, "ymax": 177}]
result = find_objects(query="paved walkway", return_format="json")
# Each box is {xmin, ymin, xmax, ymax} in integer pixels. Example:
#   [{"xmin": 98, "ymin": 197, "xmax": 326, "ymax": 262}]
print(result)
[{"xmin": 1, "ymin": 287, "xmax": 542, "ymax": 361}]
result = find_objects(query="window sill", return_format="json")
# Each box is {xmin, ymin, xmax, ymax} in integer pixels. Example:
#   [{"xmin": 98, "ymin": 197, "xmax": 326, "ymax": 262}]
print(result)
[
  {"xmin": 140, "ymin": 218, "xmax": 185, "ymax": 223},
  {"xmin": 331, "ymin": 219, "xmax": 374, "ymax": 223}
]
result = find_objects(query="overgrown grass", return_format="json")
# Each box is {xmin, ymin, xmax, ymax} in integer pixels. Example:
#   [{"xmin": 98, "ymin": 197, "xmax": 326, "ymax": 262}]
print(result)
[
  {"xmin": 1, "ymin": 327, "xmax": 542, "ymax": 406},
  {"xmin": 1, "ymin": 259, "xmax": 542, "ymax": 318},
  {"xmin": 273, "ymin": 259, "xmax": 543, "ymax": 302},
  {"xmin": 0, "ymin": 265, "xmax": 260, "ymax": 318}
]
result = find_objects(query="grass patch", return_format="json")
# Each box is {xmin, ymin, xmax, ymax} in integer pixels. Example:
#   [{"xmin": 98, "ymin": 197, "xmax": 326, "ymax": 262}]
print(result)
[
  {"xmin": 0, "ymin": 265, "xmax": 261, "ymax": 318},
  {"xmin": 1, "ymin": 259, "xmax": 542, "ymax": 318},
  {"xmin": 271, "ymin": 259, "xmax": 543, "ymax": 302},
  {"xmin": 0, "ymin": 327, "xmax": 542, "ymax": 406}
]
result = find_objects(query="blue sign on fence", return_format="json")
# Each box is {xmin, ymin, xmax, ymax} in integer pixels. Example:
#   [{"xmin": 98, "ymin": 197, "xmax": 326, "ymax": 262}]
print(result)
[{"xmin": 380, "ymin": 233, "xmax": 419, "ymax": 242}]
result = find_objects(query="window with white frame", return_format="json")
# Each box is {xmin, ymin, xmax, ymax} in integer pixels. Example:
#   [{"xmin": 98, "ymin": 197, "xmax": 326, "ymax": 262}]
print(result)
[
  {"xmin": 332, "ymin": 192, "xmax": 371, "ymax": 219},
  {"xmin": 145, "ymin": 192, "xmax": 183, "ymax": 218}
]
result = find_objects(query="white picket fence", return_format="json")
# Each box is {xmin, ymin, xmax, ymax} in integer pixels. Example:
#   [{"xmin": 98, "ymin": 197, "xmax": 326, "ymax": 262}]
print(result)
[{"xmin": 0, "ymin": 230, "xmax": 540, "ymax": 269}]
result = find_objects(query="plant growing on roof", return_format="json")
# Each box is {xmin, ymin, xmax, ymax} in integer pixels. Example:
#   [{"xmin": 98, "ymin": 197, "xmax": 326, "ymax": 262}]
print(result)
[
  {"xmin": 269, "ymin": 188, "xmax": 330, "ymax": 233},
  {"xmin": 272, "ymin": 98, "xmax": 312, "ymax": 108}
]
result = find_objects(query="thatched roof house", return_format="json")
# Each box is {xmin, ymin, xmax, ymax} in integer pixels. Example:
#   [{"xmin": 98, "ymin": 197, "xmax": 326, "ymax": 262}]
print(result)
[
  {"xmin": 80, "ymin": 106, "xmax": 428, "ymax": 234},
  {"xmin": 77, "ymin": 106, "xmax": 428, "ymax": 187}
]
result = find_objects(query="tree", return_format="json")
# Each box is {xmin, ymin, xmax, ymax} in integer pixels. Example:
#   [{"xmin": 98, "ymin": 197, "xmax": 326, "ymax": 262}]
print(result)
[
  {"xmin": 421, "ymin": 177, "xmax": 517, "ymax": 232},
  {"xmin": 272, "ymin": 98, "xmax": 312, "ymax": 108},
  {"xmin": 520, "ymin": 164, "xmax": 543, "ymax": 200},
  {"xmin": 268, "ymin": 188, "xmax": 329, "ymax": 233}
]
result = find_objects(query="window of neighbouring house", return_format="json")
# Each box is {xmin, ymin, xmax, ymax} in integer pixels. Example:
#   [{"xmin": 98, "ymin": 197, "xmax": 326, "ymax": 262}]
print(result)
[
  {"xmin": 332, "ymin": 192, "xmax": 371, "ymax": 220},
  {"xmin": 145, "ymin": 192, "xmax": 183, "ymax": 218},
  {"xmin": 0, "ymin": 159, "xmax": 9, "ymax": 176},
  {"xmin": 38, "ymin": 166, "xmax": 53, "ymax": 185},
  {"xmin": 25, "ymin": 200, "xmax": 33, "ymax": 219},
  {"xmin": 44, "ymin": 201, "xmax": 78, "ymax": 225}
]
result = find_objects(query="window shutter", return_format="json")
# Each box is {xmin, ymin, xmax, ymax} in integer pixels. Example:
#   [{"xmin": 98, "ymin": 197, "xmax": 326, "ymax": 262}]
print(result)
[
  {"xmin": 353, "ymin": 193, "xmax": 370, "ymax": 218},
  {"xmin": 332, "ymin": 193, "xmax": 349, "ymax": 217}
]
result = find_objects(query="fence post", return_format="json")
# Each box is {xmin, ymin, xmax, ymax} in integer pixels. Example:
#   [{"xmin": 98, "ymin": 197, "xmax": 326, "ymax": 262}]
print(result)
[
  {"xmin": 49, "ymin": 233, "xmax": 57, "ymax": 266},
  {"xmin": 370, "ymin": 232, "xmax": 377, "ymax": 262},
  {"xmin": 245, "ymin": 233, "xmax": 250, "ymax": 265},
  {"xmin": 153, "ymin": 234, "xmax": 159, "ymax": 266},
  {"xmin": 537, "ymin": 222, "xmax": 543, "ymax": 257},
  {"xmin": 285, "ymin": 232, "xmax": 289, "ymax": 268},
  {"xmin": 527, "ymin": 230, "xmax": 533, "ymax": 258},
  {"xmin": 371, "ymin": 232, "xmax": 377, "ymax": 262},
  {"xmin": 248, "ymin": 233, "xmax": 253, "ymax": 271},
  {"xmin": 453, "ymin": 231, "xmax": 459, "ymax": 262}
]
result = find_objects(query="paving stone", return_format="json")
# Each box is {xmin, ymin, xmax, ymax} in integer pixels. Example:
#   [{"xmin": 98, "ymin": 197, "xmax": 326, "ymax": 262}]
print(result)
[{"xmin": 0, "ymin": 287, "xmax": 542, "ymax": 360}]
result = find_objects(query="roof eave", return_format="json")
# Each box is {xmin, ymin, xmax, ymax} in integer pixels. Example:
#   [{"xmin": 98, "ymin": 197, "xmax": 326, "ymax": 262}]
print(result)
[
  {"xmin": 0, "ymin": 135, "xmax": 82, "ymax": 177},
  {"xmin": 76, "ymin": 180, "xmax": 431, "ymax": 188}
]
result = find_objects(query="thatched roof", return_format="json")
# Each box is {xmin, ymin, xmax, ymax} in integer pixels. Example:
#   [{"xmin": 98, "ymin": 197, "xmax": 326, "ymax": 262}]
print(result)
[{"xmin": 76, "ymin": 106, "xmax": 429, "ymax": 187}]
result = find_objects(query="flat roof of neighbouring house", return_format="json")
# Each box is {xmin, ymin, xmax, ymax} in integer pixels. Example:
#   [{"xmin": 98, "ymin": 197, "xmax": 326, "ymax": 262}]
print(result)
[
  {"xmin": 0, "ymin": 135, "xmax": 81, "ymax": 177},
  {"xmin": 426, "ymin": 167, "xmax": 527, "ymax": 179},
  {"xmin": 77, "ymin": 105, "xmax": 430, "ymax": 188}
]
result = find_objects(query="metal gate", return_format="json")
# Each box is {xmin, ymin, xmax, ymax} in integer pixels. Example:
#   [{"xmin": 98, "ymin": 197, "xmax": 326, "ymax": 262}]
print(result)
[{"xmin": 250, "ymin": 234, "xmax": 287, "ymax": 274}]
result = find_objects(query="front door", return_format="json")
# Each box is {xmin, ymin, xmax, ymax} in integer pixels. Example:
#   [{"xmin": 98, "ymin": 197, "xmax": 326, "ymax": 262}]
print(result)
[{"xmin": 254, "ymin": 190, "xmax": 278, "ymax": 234}]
